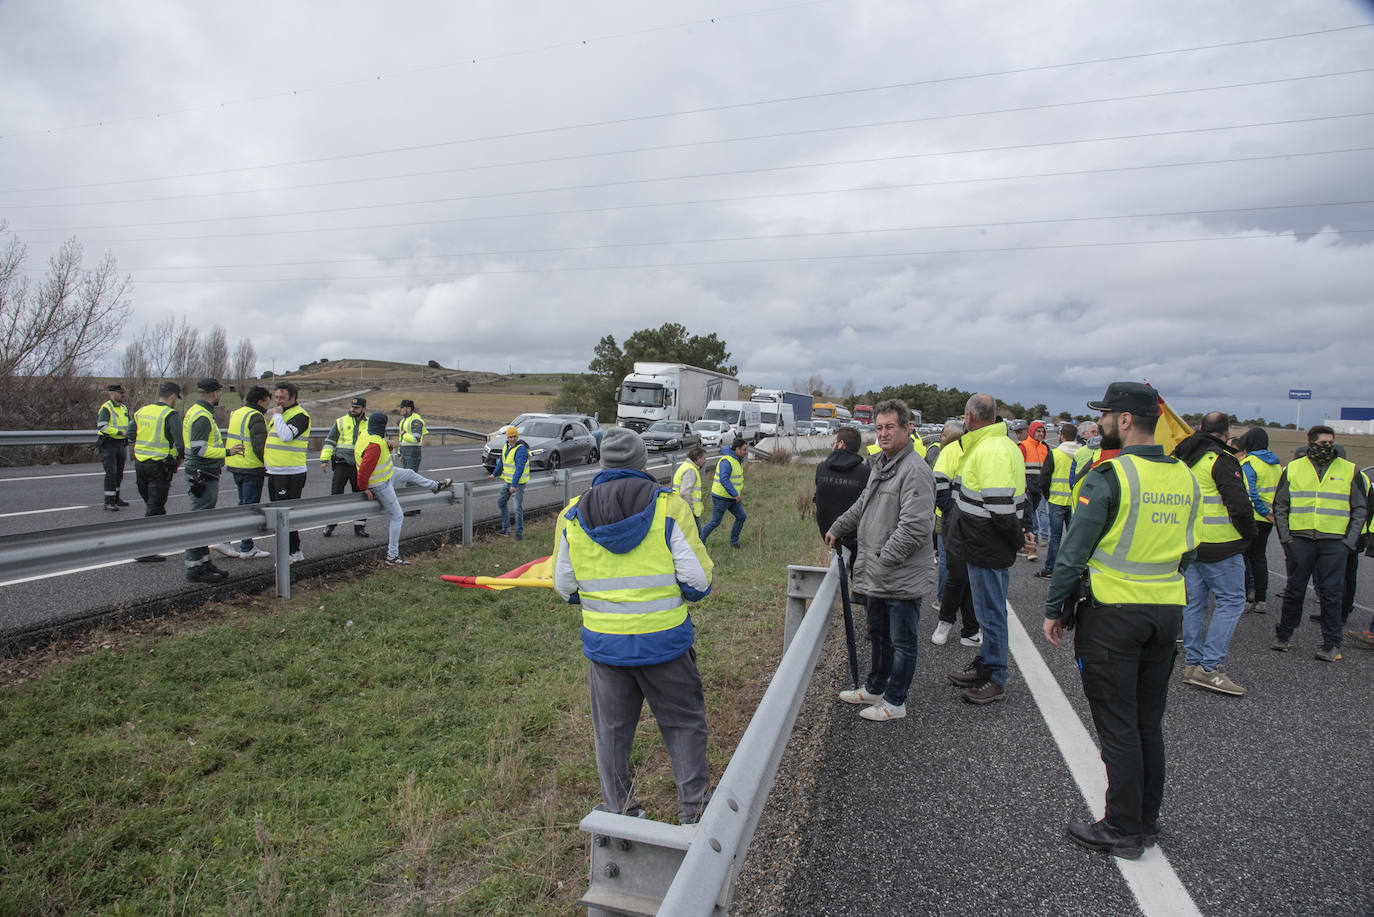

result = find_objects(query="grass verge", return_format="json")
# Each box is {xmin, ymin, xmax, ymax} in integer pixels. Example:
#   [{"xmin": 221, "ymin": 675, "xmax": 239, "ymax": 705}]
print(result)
[{"xmin": 0, "ymin": 464, "xmax": 825, "ymax": 915}]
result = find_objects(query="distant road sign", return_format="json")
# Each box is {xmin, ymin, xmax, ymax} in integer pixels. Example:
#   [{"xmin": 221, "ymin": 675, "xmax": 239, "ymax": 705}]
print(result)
[{"xmin": 1288, "ymin": 389, "xmax": 1312, "ymax": 400}]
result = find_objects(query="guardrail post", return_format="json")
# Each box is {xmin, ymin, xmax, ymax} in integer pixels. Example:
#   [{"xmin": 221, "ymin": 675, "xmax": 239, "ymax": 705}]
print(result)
[
  {"xmin": 264, "ymin": 506, "xmax": 293, "ymax": 599},
  {"xmin": 577, "ymin": 812, "xmax": 697, "ymax": 916},
  {"xmin": 561, "ymin": 469, "xmax": 572, "ymax": 506},
  {"xmin": 784, "ymin": 564, "xmax": 830, "ymax": 654},
  {"xmin": 461, "ymin": 482, "xmax": 473, "ymax": 547}
]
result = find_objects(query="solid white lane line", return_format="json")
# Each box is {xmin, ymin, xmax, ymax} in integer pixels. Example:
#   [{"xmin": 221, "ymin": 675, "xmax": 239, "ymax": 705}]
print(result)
[
  {"xmin": 0, "ymin": 471, "xmax": 104, "ymax": 482},
  {"xmin": 424, "ymin": 464, "xmax": 485, "ymax": 472},
  {"xmin": 1006, "ymin": 602, "xmax": 1205, "ymax": 917},
  {"xmin": 0, "ymin": 505, "xmax": 88, "ymax": 518}
]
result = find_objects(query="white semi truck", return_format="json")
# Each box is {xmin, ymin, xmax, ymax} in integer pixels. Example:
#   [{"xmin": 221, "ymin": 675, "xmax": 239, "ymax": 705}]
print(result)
[{"xmin": 615, "ymin": 362, "xmax": 739, "ymax": 433}]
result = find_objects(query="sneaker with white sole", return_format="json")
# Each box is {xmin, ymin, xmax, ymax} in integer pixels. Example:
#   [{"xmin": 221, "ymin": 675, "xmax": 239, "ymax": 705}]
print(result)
[
  {"xmin": 289, "ymin": 551, "xmax": 305, "ymax": 563},
  {"xmin": 838, "ymin": 687, "xmax": 883, "ymax": 705},
  {"xmin": 238, "ymin": 547, "xmax": 270, "ymax": 559},
  {"xmin": 931, "ymin": 621, "xmax": 954, "ymax": 645},
  {"xmin": 211, "ymin": 542, "xmax": 240, "ymax": 558},
  {"xmin": 1181, "ymin": 664, "xmax": 1199, "ymax": 682},
  {"xmin": 1185, "ymin": 666, "xmax": 1246, "ymax": 696},
  {"xmin": 960, "ymin": 631, "xmax": 983, "ymax": 647},
  {"xmin": 859, "ymin": 700, "xmax": 905, "ymax": 721},
  {"xmin": 385, "ymin": 556, "xmax": 412, "ymax": 566}
]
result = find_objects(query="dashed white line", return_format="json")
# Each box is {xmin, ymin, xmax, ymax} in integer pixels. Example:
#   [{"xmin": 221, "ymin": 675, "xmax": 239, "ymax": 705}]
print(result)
[
  {"xmin": 0, "ymin": 471, "xmax": 104, "ymax": 482},
  {"xmin": 1006, "ymin": 601, "xmax": 1205, "ymax": 917},
  {"xmin": 0, "ymin": 505, "xmax": 88, "ymax": 518}
]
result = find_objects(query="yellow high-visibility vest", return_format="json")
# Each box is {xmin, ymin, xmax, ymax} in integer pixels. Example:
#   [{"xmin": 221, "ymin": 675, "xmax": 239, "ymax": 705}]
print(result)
[
  {"xmin": 673, "ymin": 460, "xmax": 703, "ymax": 515},
  {"xmin": 400, "ymin": 413, "xmax": 427, "ymax": 446},
  {"xmin": 354, "ymin": 431, "xmax": 393, "ymax": 485},
  {"xmin": 500, "ymin": 440, "xmax": 530, "ymax": 484},
  {"xmin": 1191, "ymin": 451, "xmax": 1242, "ymax": 544},
  {"xmin": 98, "ymin": 400, "xmax": 129, "ymax": 440},
  {"xmin": 132, "ymin": 404, "xmax": 175, "ymax": 461},
  {"xmin": 225, "ymin": 406, "xmax": 264, "ymax": 471},
  {"xmin": 1240, "ymin": 454, "xmax": 1281, "ymax": 522},
  {"xmin": 264, "ymin": 405, "xmax": 311, "ymax": 469},
  {"xmin": 711, "ymin": 453, "xmax": 744, "ymax": 499},
  {"xmin": 1086, "ymin": 454, "xmax": 1200, "ymax": 605},
  {"xmin": 183, "ymin": 402, "xmax": 226, "ymax": 462},
  {"xmin": 1285, "ymin": 456, "xmax": 1356, "ymax": 537}
]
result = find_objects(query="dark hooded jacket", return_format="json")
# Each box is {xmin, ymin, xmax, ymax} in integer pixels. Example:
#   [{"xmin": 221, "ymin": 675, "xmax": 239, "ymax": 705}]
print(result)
[
  {"xmin": 814, "ymin": 447, "xmax": 871, "ymax": 539},
  {"xmin": 1172, "ymin": 431, "xmax": 1256, "ymax": 562}
]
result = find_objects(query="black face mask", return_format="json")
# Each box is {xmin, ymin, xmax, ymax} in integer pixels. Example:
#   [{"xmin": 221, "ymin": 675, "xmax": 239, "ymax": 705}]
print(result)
[{"xmin": 1307, "ymin": 442, "xmax": 1336, "ymax": 464}]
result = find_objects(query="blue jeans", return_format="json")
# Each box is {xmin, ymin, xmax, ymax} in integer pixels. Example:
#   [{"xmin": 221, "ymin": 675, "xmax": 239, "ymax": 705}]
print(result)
[
  {"xmin": 967, "ymin": 563, "xmax": 1010, "ymax": 685},
  {"xmin": 498, "ymin": 482, "xmax": 525, "ymax": 536},
  {"xmin": 1035, "ymin": 494, "xmax": 1050, "ymax": 540},
  {"xmin": 232, "ymin": 472, "xmax": 265, "ymax": 552},
  {"xmin": 1042, "ymin": 503, "xmax": 1071, "ymax": 574},
  {"xmin": 864, "ymin": 597, "xmax": 922, "ymax": 706},
  {"xmin": 700, "ymin": 495, "xmax": 746, "ymax": 545},
  {"xmin": 371, "ymin": 467, "xmax": 437, "ymax": 558},
  {"xmin": 1181, "ymin": 554, "xmax": 1246, "ymax": 670},
  {"xmin": 936, "ymin": 533, "xmax": 948, "ymax": 599}
]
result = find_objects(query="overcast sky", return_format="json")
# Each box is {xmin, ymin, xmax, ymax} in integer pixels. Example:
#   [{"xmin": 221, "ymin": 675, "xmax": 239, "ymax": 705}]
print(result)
[{"xmin": 3, "ymin": 0, "xmax": 1372, "ymax": 422}]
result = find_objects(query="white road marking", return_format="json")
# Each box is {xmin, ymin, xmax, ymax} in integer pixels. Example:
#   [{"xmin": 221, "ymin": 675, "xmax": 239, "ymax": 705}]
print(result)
[
  {"xmin": 0, "ymin": 471, "xmax": 104, "ymax": 482},
  {"xmin": 424, "ymin": 464, "xmax": 485, "ymax": 472},
  {"xmin": 0, "ymin": 505, "xmax": 89, "ymax": 518},
  {"xmin": 1006, "ymin": 601, "xmax": 1205, "ymax": 917}
]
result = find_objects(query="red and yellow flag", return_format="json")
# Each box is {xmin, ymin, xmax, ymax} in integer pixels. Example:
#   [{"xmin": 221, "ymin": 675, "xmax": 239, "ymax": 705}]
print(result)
[
  {"xmin": 442, "ymin": 555, "xmax": 554, "ymax": 590},
  {"xmin": 1154, "ymin": 394, "xmax": 1193, "ymax": 455}
]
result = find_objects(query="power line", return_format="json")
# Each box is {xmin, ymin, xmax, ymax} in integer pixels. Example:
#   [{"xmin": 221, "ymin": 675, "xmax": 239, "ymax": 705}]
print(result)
[
  {"xmin": 106, "ymin": 199, "xmax": 1374, "ymax": 272},
  {"xmin": 123, "ymin": 228, "xmax": 1374, "ymax": 284},
  {"xmin": 20, "ymin": 144, "xmax": 1374, "ymax": 236},
  {"xmin": 4, "ymin": 27, "xmax": 1370, "ymax": 194},
  {"xmin": 0, "ymin": 0, "xmax": 841, "ymax": 141},
  {"xmin": 8, "ymin": 108, "xmax": 1370, "ymax": 211}
]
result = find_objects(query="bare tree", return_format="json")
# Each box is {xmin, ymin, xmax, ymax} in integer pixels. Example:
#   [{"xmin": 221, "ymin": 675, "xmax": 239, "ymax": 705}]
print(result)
[
  {"xmin": 232, "ymin": 337, "xmax": 257, "ymax": 397},
  {"xmin": 171, "ymin": 323, "xmax": 202, "ymax": 388},
  {"xmin": 139, "ymin": 316, "xmax": 178, "ymax": 380},
  {"xmin": 792, "ymin": 373, "xmax": 829, "ymax": 399},
  {"xmin": 120, "ymin": 338, "xmax": 151, "ymax": 408},
  {"xmin": 200, "ymin": 325, "xmax": 229, "ymax": 384}
]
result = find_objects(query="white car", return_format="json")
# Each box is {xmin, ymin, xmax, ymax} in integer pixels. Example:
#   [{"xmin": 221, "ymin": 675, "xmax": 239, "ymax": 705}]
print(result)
[{"xmin": 693, "ymin": 419, "xmax": 730, "ymax": 449}]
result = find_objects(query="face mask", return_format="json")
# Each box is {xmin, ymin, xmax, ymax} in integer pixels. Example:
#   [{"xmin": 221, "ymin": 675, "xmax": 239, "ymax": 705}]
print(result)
[
  {"xmin": 1307, "ymin": 443, "xmax": 1336, "ymax": 464},
  {"xmin": 1087, "ymin": 435, "xmax": 1103, "ymax": 449}
]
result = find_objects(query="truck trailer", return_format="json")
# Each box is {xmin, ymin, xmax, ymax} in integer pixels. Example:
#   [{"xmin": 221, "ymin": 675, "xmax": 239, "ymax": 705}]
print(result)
[{"xmin": 615, "ymin": 362, "xmax": 739, "ymax": 432}]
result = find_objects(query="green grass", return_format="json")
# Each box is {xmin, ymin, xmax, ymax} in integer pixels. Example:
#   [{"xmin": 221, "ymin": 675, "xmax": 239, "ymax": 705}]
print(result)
[{"xmin": 0, "ymin": 463, "xmax": 824, "ymax": 916}]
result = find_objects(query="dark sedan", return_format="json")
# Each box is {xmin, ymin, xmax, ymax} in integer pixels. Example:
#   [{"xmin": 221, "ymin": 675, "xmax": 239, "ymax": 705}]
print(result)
[{"xmin": 639, "ymin": 420, "xmax": 701, "ymax": 453}]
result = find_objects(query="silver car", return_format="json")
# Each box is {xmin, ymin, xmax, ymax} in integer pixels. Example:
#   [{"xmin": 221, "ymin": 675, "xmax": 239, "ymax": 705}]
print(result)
[{"xmin": 482, "ymin": 418, "xmax": 599, "ymax": 471}]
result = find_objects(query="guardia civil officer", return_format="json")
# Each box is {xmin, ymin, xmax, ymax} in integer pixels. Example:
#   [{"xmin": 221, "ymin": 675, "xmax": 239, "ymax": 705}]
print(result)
[
  {"xmin": 130, "ymin": 382, "xmax": 185, "ymax": 562},
  {"xmin": 321, "ymin": 396, "xmax": 370, "ymax": 539},
  {"xmin": 96, "ymin": 383, "xmax": 131, "ymax": 510},
  {"xmin": 1042, "ymin": 382, "xmax": 1200, "ymax": 859}
]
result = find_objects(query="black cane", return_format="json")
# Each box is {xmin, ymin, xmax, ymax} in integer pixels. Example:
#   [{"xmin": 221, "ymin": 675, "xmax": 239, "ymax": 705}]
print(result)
[{"xmin": 834, "ymin": 546, "xmax": 861, "ymax": 689}]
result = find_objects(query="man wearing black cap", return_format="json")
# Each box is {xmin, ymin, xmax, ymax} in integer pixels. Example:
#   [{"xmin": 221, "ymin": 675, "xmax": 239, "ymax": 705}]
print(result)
[
  {"xmin": 1041, "ymin": 381, "xmax": 1200, "ymax": 860},
  {"xmin": 96, "ymin": 383, "xmax": 131, "ymax": 511},
  {"xmin": 183, "ymin": 378, "xmax": 244, "ymax": 583},
  {"xmin": 130, "ymin": 381, "xmax": 185, "ymax": 556},
  {"xmin": 320, "ymin": 396, "xmax": 370, "ymax": 538}
]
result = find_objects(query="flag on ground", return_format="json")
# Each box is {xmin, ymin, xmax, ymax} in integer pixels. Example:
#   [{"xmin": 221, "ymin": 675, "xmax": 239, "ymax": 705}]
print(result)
[{"xmin": 442, "ymin": 555, "xmax": 554, "ymax": 590}]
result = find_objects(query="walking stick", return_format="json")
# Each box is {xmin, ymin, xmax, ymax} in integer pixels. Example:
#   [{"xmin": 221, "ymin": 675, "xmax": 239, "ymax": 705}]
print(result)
[{"xmin": 834, "ymin": 546, "xmax": 861, "ymax": 689}]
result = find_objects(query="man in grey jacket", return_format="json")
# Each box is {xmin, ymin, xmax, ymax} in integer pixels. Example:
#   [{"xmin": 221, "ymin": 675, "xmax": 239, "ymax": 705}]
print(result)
[{"xmin": 825, "ymin": 399, "xmax": 936, "ymax": 722}]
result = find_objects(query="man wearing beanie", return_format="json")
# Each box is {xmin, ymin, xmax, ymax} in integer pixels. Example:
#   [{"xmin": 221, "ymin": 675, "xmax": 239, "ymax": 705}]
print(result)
[
  {"xmin": 553, "ymin": 426, "xmax": 715, "ymax": 824},
  {"xmin": 356, "ymin": 412, "xmax": 451, "ymax": 565},
  {"xmin": 490, "ymin": 424, "xmax": 530, "ymax": 540},
  {"xmin": 1236, "ymin": 427, "xmax": 1282, "ymax": 612}
]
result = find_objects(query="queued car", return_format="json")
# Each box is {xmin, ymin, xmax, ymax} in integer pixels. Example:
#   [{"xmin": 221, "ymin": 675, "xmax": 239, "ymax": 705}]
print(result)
[
  {"xmin": 693, "ymin": 419, "xmax": 730, "ymax": 449},
  {"xmin": 482, "ymin": 417, "xmax": 599, "ymax": 472},
  {"xmin": 795, "ymin": 420, "xmax": 814, "ymax": 435},
  {"xmin": 639, "ymin": 420, "xmax": 701, "ymax": 453}
]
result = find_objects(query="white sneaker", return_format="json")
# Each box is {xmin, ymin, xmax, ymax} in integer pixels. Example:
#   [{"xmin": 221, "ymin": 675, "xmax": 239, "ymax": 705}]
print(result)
[
  {"xmin": 960, "ymin": 631, "xmax": 984, "ymax": 647},
  {"xmin": 837, "ymin": 687, "xmax": 882, "ymax": 705},
  {"xmin": 859, "ymin": 700, "xmax": 906, "ymax": 721},
  {"xmin": 289, "ymin": 551, "xmax": 305, "ymax": 563},
  {"xmin": 931, "ymin": 621, "xmax": 954, "ymax": 645},
  {"xmin": 238, "ymin": 547, "xmax": 270, "ymax": 559},
  {"xmin": 211, "ymin": 542, "xmax": 240, "ymax": 557}
]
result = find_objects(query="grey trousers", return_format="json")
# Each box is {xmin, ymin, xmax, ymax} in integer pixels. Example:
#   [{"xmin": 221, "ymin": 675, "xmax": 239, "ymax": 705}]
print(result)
[{"xmin": 589, "ymin": 649, "xmax": 711, "ymax": 824}]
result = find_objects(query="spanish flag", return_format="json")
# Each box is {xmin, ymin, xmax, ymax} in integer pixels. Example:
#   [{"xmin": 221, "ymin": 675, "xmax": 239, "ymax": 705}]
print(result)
[
  {"xmin": 442, "ymin": 555, "xmax": 554, "ymax": 590},
  {"xmin": 1154, "ymin": 394, "xmax": 1193, "ymax": 455}
]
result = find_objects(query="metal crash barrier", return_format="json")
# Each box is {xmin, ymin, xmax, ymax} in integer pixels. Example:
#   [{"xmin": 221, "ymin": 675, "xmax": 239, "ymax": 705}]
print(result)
[{"xmin": 578, "ymin": 554, "xmax": 841, "ymax": 916}]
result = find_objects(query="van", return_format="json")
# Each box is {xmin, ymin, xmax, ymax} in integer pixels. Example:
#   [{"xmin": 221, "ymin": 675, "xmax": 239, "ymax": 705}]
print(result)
[
  {"xmin": 702, "ymin": 400, "xmax": 763, "ymax": 444},
  {"xmin": 758, "ymin": 402, "xmax": 795, "ymax": 437}
]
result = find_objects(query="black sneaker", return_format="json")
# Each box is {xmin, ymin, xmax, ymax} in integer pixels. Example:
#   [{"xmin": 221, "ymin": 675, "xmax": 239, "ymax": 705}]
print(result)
[
  {"xmin": 949, "ymin": 655, "xmax": 989, "ymax": 687},
  {"xmin": 115, "ymin": 497, "xmax": 130, "ymax": 507},
  {"xmin": 354, "ymin": 528, "xmax": 369, "ymax": 538},
  {"xmin": 1066, "ymin": 818, "xmax": 1143, "ymax": 860},
  {"xmin": 186, "ymin": 565, "xmax": 228, "ymax": 584},
  {"xmin": 1033, "ymin": 569, "xmax": 1052, "ymax": 578},
  {"xmin": 1271, "ymin": 635, "xmax": 1292, "ymax": 652},
  {"xmin": 323, "ymin": 525, "xmax": 336, "ymax": 537},
  {"xmin": 104, "ymin": 503, "xmax": 119, "ymax": 512},
  {"xmin": 1314, "ymin": 645, "xmax": 1342, "ymax": 662}
]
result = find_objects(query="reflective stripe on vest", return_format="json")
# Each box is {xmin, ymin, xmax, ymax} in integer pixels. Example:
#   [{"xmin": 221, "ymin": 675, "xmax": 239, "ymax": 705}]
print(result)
[
  {"xmin": 1086, "ymin": 454, "xmax": 1199, "ymax": 605},
  {"xmin": 98, "ymin": 401, "xmax": 129, "ymax": 439},
  {"xmin": 225, "ymin": 406, "xmax": 264, "ymax": 471},
  {"xmin": 354, "ymin": 432, "xmax": 393, "ymax": 485},
  {"xmin": 501, "ymin": 441, "xmax": 530, "ymax": 484},
  {"xmin": 673, "ymin": 460, "xmax": 703, "ymax": 515},
  {"xmin": 1362, "ymin": 471, "xmax": 1372, "ymax": 536},
  {"xmin": 183, "ymin": 402, "xmax": 225, "ymax": 461},
  {"xmin": 1191, "ymin": 451, "xmax": 1242, "ymax": 544},
  {"xmin": 711, "ymin": 453, "xmax": 744, "ymax": 499},
  {"xmin": 321, "ymin": 414, "xmax": 363, "ymax": 463},
  {"xmin": 1047, "ymin": 444, "xmax": 1077, "ymax": 506},
  {"xmin": 1070, "ymin": 447, "xmax": 1101, "ymax": 509},
  {"xmin": 952, "ymin": 422, "xmax": 1024, "ymax": 519},
  {"xmin": 264, "ymin": 405, "xmax": 311, "ymax": 468},
  {"xmin": 565, "ymin": 492, "xmax": 687, "ymax": 634},
  {"xmin": 133, "ymin": 404, "xmax": 175, "ymax": 461},
  {"xmin": 1241, "ymin": 454, "xmax": 1281, "ymax": 522},
  {"xmin": 1019, "ymin": 438, "xmax": 1047, "ymax": 477},
  {"xmin": 1285, "ymin": 456, "xmax": 1355, "ymax": 536}
]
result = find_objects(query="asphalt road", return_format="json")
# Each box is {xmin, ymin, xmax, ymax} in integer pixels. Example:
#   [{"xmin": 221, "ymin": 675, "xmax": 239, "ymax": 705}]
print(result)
[
  {"xmin": 747, "ymin": 537, "xmax": 1374, "ymax": 917},
  {"xmin": 0, "ymin": 442, "xmax": 625, "ymax": 646}
]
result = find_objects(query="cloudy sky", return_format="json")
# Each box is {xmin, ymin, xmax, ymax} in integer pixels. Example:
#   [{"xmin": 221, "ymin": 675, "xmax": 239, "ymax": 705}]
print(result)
[{"xmin": 3, "ymin": 0, "xmax": 1372, "ymax": 421}]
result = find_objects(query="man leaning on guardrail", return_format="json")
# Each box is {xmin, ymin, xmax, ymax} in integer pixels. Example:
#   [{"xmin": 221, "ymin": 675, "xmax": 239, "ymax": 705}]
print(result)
[
  {"xmin": 824, "ymin": 399, "xmax": 935, "ymax": 722},
  {"xmin": 553, "ymin": 427, "xmax": 715, "ymax": 823}
]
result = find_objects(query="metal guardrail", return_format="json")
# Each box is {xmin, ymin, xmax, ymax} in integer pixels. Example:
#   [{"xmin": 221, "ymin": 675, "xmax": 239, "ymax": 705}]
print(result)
[
  {"xmin": 0, "ymin": 458, "xmax": 676, "ymax": 599},
  {"xmin": 578, "ymin": 554, "xmax": 842, "ymax": 916},
  {"xmin": 0, "ymin": 426, "xmax": 488, "ymax": 447}
]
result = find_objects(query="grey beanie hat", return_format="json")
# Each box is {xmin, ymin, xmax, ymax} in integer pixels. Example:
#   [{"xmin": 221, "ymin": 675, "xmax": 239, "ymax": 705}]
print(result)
[
  {"xmin": 601, "ymin": 427, "xmax": 647, "ymax": 470},
  {"xmin": 368, "ymin": 411, "xmax": 389, "ymax": 436}
]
